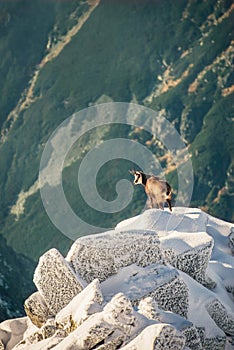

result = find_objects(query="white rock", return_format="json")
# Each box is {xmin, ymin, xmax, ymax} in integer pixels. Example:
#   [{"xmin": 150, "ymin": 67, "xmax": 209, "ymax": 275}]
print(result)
[
  {"xmin": 160, "ymin": 231, "xmax": 215, "ymax": 288},
  {"xmin": 206, "ymin": 299, "xmax": 234, "ymax": 336},
  {"xmin": 66, "ymin": 229, "xmax": 162, "ymax": 283},
  {"xmin": 138, "ymin": 297, "xmax": 202, "ymax": 349},
  {"xmin": 0, "ymin": 317, "xmax": 37, "ymax": 350},
  {"xmin": 116, "ymin": 207, "xmax": 208, "ymax": 234},
  {"xmin": 24, "ymin": 291, "xmax": 51, "ymax": 327},
  {"xmin": 121, "ymin": 323, "xmax": 185, "ymax": 350},
  {"xmin": 55, "ymin": 279, "xmax": 103, "ymax": 329},
  {"xmin": 33, "ymin": 248, "xmax": 84, "ymax": 315},
  {"xmin": 13, "ymin": 330, "xmax": 65, "ymax": 350},
  {"xmin": 51, "ymin": 293, "xmax": 149, "ymax": 350},
  {"xmin": 138, "ymin": 297, "xmax": 161, "ymax": 321},
  {"xmin": 14, "ymin": 280, "xmax": 103, "ymax": 350},
  {"xmin": 180, "ymin": 270, "xmax": 228, "ymax": 340},
  {"xmin": 101, "ymin": 263, "xmax": 189, "ymax": 318},
  {"xmin": 3, "ymin": 207, "xmax": 234, "ymax": 350}
]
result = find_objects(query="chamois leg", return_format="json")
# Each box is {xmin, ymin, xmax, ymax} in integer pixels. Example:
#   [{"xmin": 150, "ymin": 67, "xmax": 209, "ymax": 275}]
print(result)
[
  {"xmin": 148, "ymin": 195, "xmax": 154, "ymax": 209},
  {"xmin": 157, "ymin": 202, "xmax": 164, "ymax": 210},
  {"xmin": 167, "ymin": 199, "xmax": 172, "ymax": 212},
  {"xmin": 144, "ymin": 197, "xmax": 152, "ymax": 210}
]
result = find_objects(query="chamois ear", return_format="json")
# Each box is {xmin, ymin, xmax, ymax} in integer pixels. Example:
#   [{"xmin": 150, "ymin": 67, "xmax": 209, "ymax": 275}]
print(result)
[{"xmin": 129, "ymin": 169, "xmax": 136, "ymax": 175}]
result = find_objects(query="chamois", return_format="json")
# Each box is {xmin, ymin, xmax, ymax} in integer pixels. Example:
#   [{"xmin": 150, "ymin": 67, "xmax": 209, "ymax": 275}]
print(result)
[{"xmin": 129, "ymin": 169, "xmax": 172, "ymax": 211}]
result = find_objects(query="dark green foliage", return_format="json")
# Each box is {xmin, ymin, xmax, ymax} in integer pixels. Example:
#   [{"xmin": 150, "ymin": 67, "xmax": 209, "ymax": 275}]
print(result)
[
  {"xmin": 0, "ymin": 235, "xmax": 36, "ymax": 321},
  {"xmin": 0, "ymin": 0, "xmax": 56, "ymax": 127},
  {"xmin": 0, "ymin": 0, "xmax": 233, "ymax": 320}
]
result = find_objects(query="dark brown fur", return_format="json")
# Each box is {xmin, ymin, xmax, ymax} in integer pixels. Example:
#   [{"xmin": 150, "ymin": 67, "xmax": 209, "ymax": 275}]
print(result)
[{"xmin": 129, "ymin": 170, "xmax": 172, "ymax": 211}]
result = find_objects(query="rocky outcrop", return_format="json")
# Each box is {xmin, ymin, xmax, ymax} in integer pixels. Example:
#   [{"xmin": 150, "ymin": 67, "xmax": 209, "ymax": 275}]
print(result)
[
  {"xmin": 116, "ymin": 208, "xmax": 208, "ymax": 234},
  {"xmin": 121, "ymin": 324, "xmax": 186, "ymax": 350},
  {"xmin": 138, "ymin": 297, "xmax": 202, "ymax": 350},
  {"xmin": 1, "ymin": 208, "xmax": 234, "ymax": 349},
  {"xmin": 66, "ymin": 229, "xmax": 163, "ymax": 283},
  {"xmin": 33, "ymin": 248, "xmax": 84, "ymax": 315},
  {"xmin": 229, "ymin": 227, "xmax": 234, "ymax": 254},
  {"xmin": 206, "ymin": 299, "xmax": 234, "ymax": 336},
  {"xmin": 55, "ymin": 279, "xmax": 103, "ymax": 331},
  {"xmin": 24, "ymin": 292, "xmax": 51, "ymax": 328},
  {"xmin": 160, "ymin": 231, "xmax": 216, "ymax": 289},
  {"xmin": 101, "ymin": 263, "xmax": 188, "ymax": 317},
  {"xmin": 0, "ymin": 317, "xmax": 37, "ymax": 350}
]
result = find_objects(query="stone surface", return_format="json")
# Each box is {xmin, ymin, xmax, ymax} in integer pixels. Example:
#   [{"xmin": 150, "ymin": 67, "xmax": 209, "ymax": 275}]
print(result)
[
  {"xmin": 55, "ymin": 279, "xmax": 103, "ymax": 330},
  {"xmin": 121, "ymin": 324, "xmax": 186, "ymax": 350},
  {"xmin": 138, "ymin": 297, "xmax": 161, "ymax": 321},
  {"xmin": 101, "ymin": 263, "xmax": 189, "ymax": 317},
  {"xmin": 116, "ymin": 208, "xmax": 208, "ymax": 234},
  {"xmin": 202, "ymin": 336, "xmax": 226, "ymax": 350},
  {"xmin": 53, "ymin": 293, "xmax": 147, "ymax": 350},
  {"xmin": 0, "ymin": 317, "xmax": 37, "ymax": 350},
  {"xmin": 66, "ymin": 229, "xmax": 162, "ymax": 283},
  {"xmin": 33, "ymin": 248, "xmax": 84, "ymax": 315},
  {"xmin": 14, "ymin": 318, "xmax": 59, "ymax": 349},
  {"xmin": 14, "ymin": 329, "xmax": 66, "ymax": 350},
  {"xmin": 160, "ymin": 231, "xmax": 216, "ymax": 289},
  {"xmin": 229, "ymin": 227, "xmax": 234, "ymax": 254},
  {"xmin": 180, "ymin": 325, "xmax": 203, "ymax": 350},
  {"xmin": 206, "ymin": 299, "xmax": 234, "ymax": 336},
  {"xmin": 148, "ymin": 274, "xmax": 189, "ymax": 318},
  {"xmin": 24, "ymin": 292, "xmax": 51, "ymax": 328},
  {"xmin": 138, "ymin": 296, "xmax": 202, "ymax": 349}
]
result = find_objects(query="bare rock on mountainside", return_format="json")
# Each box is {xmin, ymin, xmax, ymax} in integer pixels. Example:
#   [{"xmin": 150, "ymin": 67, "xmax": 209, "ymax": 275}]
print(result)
[
  {"xmin": 33, "ymin": 248, "xmax": 84, "ymax": 315},
  {"xmin": 229, "ymin": 227, "xmax": 234, "ymax": 254},
  {"xmin": 160, "ymin": 231, "xmax": 216, "ymax": 289},
  {"xmin": 138, "ymin": 297, "xmax": 202, "ymax": 349},
  {"xmin": 24, "ymin": 292, "xmax": 51, "ymax": 328},
  {"xmin": 66, "ymin": 229, "xmax": 163, "ymax": 283},
  {"xmin": 0, "ymin": 208, "xmax": 234, "ymax": 350},
  {"xmin": 55, "ymin": 279, "xmax": 103, "ymax": 330},
  {"xmin": 101, "ymin": 264, "xmax": 189, "ymax": 318}
]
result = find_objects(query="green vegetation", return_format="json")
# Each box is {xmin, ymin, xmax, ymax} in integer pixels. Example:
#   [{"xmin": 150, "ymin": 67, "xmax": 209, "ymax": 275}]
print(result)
[
  {"xmin": 0, "ymin": 0, "xmax": 233, "ymax": 319},
  {"xmin": 0, "ymin": 234, "xmax": 36, "ymax": 321}
]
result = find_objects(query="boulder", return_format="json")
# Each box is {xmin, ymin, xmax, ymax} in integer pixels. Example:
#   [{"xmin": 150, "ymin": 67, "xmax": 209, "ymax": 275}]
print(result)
[
  {"xmin": 120, "ymin": 324, "xmax": 186, "ymax": 350},
  {"xmin": 116, "ymin": 208, "xmax": 208, "ymax": 233},
  {"xmin": 55, "ymin": 279, "xmax": 103, "ymax": 331},
  {"xmin": 15, "ymin": 280, "xmax": 103, "ymax": 350},
  {"xmin": 0, "ymin": 317, "xmax": 37, "ymax": 350},
  {"xmin": 66, "ymin": 229, "xmax": 162, "ymax": 283},
  {"xmin": 101, "ymin": 264, "xmax": 189, "ymax": 318},
  {"xmin": 33, "ymin": 248, "xmax": 84, "ymax": 315},
  {"xmin": 24, "ymin": 292, "xmax": 51, "ymax": 328},
  {"xmin": 138, "ymin": 297, "xmax": 202, "ymax": 349},
  {"xmin": 53, "ymin": 293, "xmax": 149, "ymax": 350},
  {"xmin": 206, "ymin": 299, "xmax": 234, "ymax": 336},
  {"xmin": 160, "ymin": 231, "xmax": 216, "ymax": 288}
]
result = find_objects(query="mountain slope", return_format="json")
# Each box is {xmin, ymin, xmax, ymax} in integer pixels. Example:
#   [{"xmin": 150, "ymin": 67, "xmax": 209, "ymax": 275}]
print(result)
[
  {"xmin": 1, "ymin": 208, "xmax": 234, "ymax": 349},
  {"xmin": 0, "ymin": 0, "xmax": 233, "ymax": 320},
  {"xmin": 0, "ymin": 235, "xmax": 35, "ymax": 322}
]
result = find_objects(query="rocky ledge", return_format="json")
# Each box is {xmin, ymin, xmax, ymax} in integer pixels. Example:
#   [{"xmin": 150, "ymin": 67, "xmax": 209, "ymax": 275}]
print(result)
[{"xmin": 0, "ymin": 208, "xmax": 234, "ymax": 350}]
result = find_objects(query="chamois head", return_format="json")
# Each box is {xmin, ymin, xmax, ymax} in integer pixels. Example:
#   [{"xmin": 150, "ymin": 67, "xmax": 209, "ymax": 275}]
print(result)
[{"xmin": 129, "ymin": 169, "xmax": 143, "ymax": 185}]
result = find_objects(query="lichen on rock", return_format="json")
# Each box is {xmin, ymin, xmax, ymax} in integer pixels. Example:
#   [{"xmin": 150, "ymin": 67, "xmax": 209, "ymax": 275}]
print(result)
[
  {"xmin": 66, "ymin": 229, "xmax": 162, "ymax": 283},
  {"xmin": 24, "ymin": 291, "xmax": 51, "ymax": 328},
  {"xmin": 160, "ymin": 231, "xmax": 216, "ymax": 289},
  {"xmin": 2, "ymin": 208, "xmax": 234, "ymax": 350},
  {"xmin": 206, "ymin": 299, "xmax": 234, "ymax": 336},
  {"xmin": 33, "ymin": 248, "xmax": 84, "ymax": 315}
]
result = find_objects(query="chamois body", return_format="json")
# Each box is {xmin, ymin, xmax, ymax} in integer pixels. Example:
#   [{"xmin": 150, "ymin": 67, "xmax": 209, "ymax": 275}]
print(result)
[{"xmin": 130, "ymin": 170, "xmax": 172, "ymax": 211}]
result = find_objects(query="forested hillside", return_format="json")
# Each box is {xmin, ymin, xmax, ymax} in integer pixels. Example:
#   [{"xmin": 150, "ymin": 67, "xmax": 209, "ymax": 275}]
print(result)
[{"xmin": 0, "ymin": 0, "xmax": 233, "ymax": 320}]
